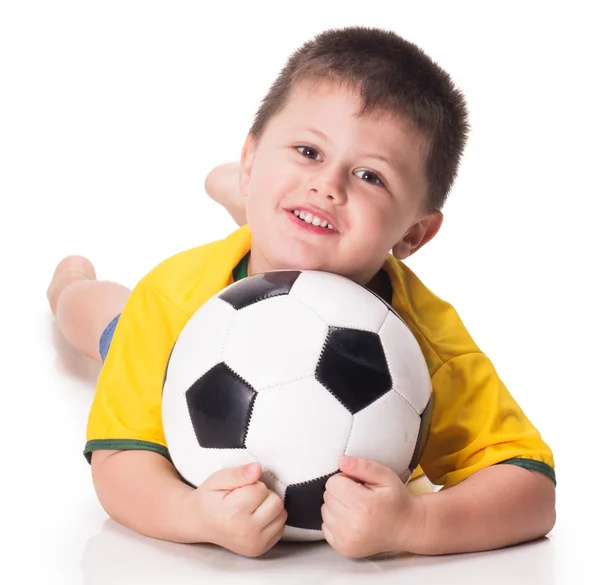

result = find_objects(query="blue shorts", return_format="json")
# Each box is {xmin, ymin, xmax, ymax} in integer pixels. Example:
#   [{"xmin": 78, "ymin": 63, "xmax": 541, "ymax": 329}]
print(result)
[{"xmin": 99, "ymin": 314, "xmax": 121, "ymax": 363}]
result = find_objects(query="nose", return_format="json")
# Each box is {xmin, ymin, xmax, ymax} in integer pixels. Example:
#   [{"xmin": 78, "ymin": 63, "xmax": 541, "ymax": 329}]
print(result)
[{"xmin": 308, "ymin": 166, "xmax": 347, "ymax": 205}]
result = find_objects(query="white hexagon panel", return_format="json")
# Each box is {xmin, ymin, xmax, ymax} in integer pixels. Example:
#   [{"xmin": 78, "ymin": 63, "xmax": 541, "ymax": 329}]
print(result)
[
  {"xmin": 245, "ymin": 377, "xmax": 353, "ymax": 486},
  {"xmin": 222, "ymin": 294, "xmax": 328, "ymax": 389}
]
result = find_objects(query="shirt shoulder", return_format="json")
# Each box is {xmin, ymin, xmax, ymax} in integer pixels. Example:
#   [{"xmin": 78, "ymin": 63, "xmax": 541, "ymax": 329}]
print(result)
[
  {"xmin": 383, "ymin": 256, "xmax": 479, "ymax": 373},
  {"xmin": 139, "ymin": 225, "xmax": 252, "ymax": 315}
]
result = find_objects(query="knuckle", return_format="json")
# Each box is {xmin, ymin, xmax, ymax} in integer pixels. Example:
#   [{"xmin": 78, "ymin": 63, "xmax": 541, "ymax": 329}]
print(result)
[
  {"xmin": 326, "ymin": 474, "xmax": 340, "ymax": 491},
  {"xmin": 273, "ymin": 494, "xmax": 285, "ymax": 513},
  {"xmin": 248, "ymin": 481, "xmax": 264, "ymax": 495}
]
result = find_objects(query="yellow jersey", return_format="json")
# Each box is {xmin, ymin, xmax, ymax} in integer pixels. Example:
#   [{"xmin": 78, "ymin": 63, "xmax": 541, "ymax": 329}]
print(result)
[{"xmin": 85, "ymin": 225, "xmax": 555, "ymax": 488}]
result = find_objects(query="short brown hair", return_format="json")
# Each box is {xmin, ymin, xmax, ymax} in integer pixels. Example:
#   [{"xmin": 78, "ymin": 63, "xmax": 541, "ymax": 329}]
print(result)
[{"xmin": 249, "ymin": 26, "xmax": 469, "ymax": 211}]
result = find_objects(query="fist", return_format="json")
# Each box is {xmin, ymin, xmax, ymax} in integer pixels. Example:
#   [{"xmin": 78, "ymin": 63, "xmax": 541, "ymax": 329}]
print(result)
[
  {"xmin": 190, "ymin": 462, "xmax": 288, "ymax": 557},
  {"xmin": 321, "ymin": 455, "xmax": 425, "ymax": 558}
]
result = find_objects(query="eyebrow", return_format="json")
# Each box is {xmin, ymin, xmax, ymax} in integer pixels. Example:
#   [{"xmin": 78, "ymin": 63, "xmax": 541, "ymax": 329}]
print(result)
[
  {"xmin": 290, "ymin": 126, "xmax": 399, "ymax": 174},
  {"xmin": 292, "ymin": 126, "xmax": 331, "ymax": 143}
]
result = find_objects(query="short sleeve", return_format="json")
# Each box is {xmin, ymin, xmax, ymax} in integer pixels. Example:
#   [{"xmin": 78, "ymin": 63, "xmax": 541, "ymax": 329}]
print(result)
[
  {"xmin": 420, "ymin": 352, "xmax": 555, "ymax": 488},
  {"xmin": 84, "ymin": 281, "xmax": 190, "ymax": 462}
]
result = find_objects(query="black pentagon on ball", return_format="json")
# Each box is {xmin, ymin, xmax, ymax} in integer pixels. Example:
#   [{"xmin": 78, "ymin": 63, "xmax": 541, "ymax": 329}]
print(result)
[
  {"xmin": 218, "ymin": 270, "xmax": 302, "ymax": 310},
  {"xmin": 316, "ymin": 327, "xmax": 392, "ymax": 414},
  {"xmin": 285, "ymin": 470, "xmax": 338, "ymax": 530},
  {"xmin": 408, "ymin": 395, "xmax": 434, "ymax": 472},
  {"xmin": 185, "ymin": 363, "xmax": 256, "ymax": 448}
]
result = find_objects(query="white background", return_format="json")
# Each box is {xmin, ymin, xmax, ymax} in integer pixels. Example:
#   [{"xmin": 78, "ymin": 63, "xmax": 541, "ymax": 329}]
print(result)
[{"xmin": 1, "ymin": 1, "xmax": 598, "ymax": 583}]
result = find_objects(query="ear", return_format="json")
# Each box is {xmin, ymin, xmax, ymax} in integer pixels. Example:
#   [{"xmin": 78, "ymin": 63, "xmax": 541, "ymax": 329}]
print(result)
[
  {"xmin": 239, "ymin": 133, "xmax": 258, "ymax": 198},
  {"xmin": 392, "ymin": 211, "xmax": 443, "ymax": 260}
]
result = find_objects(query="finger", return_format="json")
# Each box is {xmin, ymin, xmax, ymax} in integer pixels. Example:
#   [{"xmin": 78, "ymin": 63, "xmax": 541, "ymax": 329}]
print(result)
[
  {"xmin": 325, "ymin": 473, "xmax": 363, "ymax": 506},
  {"xmin": 260, "ymin": 504, "xmax": 288, "ymax": 536},
  {"xmin": 262, "ymin": 520, "xmax": 286, "ymax": 552},
  {"xmin": 322, "ymin": 521, "xmax": 337, "ymax": 547},
  {"xmin": 321, "ymin": 501, "xmax": 340, "ymax": 531},
  {"xmin": 204, "ymin": 462, "xmax": 262, "ymax": 491},
  {"xmin": 253, "ymin": 490, "xmax": 286, "ymax": 524},
  {"xmin": 338, "ymin": 455, "xmax": 395, "ymax": 488},
  {"xmin": 323, "ymin": 489, "xmax": 348, "ymax": 517},
  {"xmin": 226, "ymin": 481, "xmax": 270, "ymax": 513}
]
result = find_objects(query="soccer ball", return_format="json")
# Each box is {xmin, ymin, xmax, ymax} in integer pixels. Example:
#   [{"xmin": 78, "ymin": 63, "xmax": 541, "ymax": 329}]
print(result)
[{"xmin": 162, "ymin": 270, "xmax": 432, "ymax": 542}]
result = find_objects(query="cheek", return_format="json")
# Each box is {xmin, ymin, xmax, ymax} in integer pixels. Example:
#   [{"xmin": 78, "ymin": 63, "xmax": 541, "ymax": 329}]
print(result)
[
  {"xmin": 249, "ymin": 156, "xmax": 293, "ymax": 196},
  {"xmin": 352, "ymin": 198, "xmax": 390, "ymax": 232}
]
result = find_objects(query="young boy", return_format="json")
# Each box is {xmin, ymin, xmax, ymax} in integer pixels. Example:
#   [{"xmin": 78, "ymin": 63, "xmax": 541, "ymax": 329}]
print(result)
[{"xmin": 47, "ymin": 26, "xmax": 556, "ymax": 559}]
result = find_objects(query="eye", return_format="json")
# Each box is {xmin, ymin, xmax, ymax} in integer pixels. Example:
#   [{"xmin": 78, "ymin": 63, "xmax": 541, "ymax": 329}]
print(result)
[
  {"xmin": 355, "ymin": 169, "xmax": 383, "ymax": 186},
  {"xmin": 295, "ymin": 145, "xmax": 322, "ymax": 161}
]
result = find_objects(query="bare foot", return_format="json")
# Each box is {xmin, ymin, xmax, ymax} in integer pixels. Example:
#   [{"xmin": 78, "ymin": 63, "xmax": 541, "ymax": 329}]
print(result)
[{"xmin": 47, "ymin": 255, "xmax": 97, "ymax": 315}]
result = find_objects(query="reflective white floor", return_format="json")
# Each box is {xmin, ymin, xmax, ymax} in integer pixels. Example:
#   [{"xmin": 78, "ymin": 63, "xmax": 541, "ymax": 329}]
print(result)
[{"xmin": 2, "ymin": 2, "xmax": 598, "ymax": 583}]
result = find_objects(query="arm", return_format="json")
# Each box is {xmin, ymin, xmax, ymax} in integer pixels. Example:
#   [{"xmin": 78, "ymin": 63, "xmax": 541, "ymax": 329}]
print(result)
[
  {"xmin": 91, "ymin": 450, "xmax": 200, "ymax": 544},
  {"xmin": 321, "ymin": 455, "xmax": 554, "ymax": 559},
  {"xmin": 412, "ymin": 464, "xmax": 556, "ymax": 555},
  {"xmin": 91, "ymin": 449, "xmax": 287, "ymax": 555}
]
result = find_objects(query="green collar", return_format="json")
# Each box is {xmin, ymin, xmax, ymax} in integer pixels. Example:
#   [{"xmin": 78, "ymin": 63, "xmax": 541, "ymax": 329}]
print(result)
[{"xmin": 232, "ymin": 252, "xmax": 249, "ymax": 281}]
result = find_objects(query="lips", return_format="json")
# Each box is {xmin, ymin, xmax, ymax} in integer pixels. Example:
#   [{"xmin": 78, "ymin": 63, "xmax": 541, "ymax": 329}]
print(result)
[{"xmin": 287, "ymin": 205, "xmax": 338, "ymax": 231}]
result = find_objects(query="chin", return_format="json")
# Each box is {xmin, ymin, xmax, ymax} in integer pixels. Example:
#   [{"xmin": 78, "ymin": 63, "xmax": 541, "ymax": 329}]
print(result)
[{"xmin": 268, "ymin": 249, "xmax": 328, "ymax": 273}]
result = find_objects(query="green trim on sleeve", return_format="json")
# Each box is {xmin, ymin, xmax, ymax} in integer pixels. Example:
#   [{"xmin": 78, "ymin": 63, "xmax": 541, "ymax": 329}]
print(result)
[
  {"xmin": 497, "ymin": 458, "xmax": 556, "ymax": 486},
  {"xmin": 83, "ymin": 439, "xmax": 171, "ymax": 464}
]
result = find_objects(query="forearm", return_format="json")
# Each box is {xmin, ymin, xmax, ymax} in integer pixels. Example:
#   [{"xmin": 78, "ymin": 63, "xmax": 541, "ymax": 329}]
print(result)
[
  {"xmin": 410, "ymin": 464, "xmax": 556, "ymax": 555},
  {"xmin": 91, "ymin": 450, "xmax": 200, "ymax": 544}
]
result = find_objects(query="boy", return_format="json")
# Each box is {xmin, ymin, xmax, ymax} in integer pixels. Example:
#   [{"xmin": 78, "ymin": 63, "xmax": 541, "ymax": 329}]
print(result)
[{"xmin": 47, "ymin": 26, "xmax": 556, "ymax": 559}]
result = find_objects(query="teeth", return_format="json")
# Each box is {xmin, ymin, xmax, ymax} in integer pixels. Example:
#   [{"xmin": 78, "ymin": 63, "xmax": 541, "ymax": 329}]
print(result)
[{"xmin": 292, "ymin": 209, "xmax": 334, "ymax": 230}]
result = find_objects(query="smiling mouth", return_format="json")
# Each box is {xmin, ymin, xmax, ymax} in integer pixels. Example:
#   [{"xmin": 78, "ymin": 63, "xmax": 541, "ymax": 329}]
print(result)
[
  {"xmin": 291, "ymin": 209, "xmax": 334, "ymax": 230},
  {"xmin": 287, "ymin": 210, "xmax": 337, "ymax": 234}
]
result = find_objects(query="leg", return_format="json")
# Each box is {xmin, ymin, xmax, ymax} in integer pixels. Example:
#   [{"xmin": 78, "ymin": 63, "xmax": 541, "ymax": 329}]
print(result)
[
  {"xmin": 204, "ymin": 162, "xmax": 247, "ymax": 226},
  {"xmin": 47, "ymin": 255, "xmax": 131, "ymax": 363}
]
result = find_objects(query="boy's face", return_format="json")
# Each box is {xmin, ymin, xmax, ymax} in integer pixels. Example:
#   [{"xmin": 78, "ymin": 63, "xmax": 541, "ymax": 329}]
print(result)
[{"xmin": 240, "ymin": 80, "xmax": 442, "ymax": 285}]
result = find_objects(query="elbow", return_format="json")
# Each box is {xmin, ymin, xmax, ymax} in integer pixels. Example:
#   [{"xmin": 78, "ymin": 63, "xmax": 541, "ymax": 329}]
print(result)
[
  {"xmin": 204, "ymin": 166, "xmax": 220, "ymax": 200},
  {"xmin": 534, "ymin": 474, "xmax": 557, "ymax": 538},
  {"xmin": 204, "ymin": 163, "xmax": 231, "ymax": 201},
  {"xmin": 204, "ymin": 161, "xmax": 240, "ymax": 204},
  {"xmin": 90, "ymin": 450, "xmax": 126, "ymax": 522},
  {"xmin": 540, "ymin": 491, "xmax": 557, "ymax": 537}
]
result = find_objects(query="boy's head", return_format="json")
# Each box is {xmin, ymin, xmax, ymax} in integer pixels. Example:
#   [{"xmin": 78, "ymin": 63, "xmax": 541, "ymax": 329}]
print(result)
[{"xmin": 239, "ymin": 26, "xmax": 469, "ymax": 285}]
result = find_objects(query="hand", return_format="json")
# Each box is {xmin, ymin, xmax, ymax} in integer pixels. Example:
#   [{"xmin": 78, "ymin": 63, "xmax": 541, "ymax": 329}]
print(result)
[
  {"xmin": 321, "ymin": 455, "xmax": 425, "ymax": 558},
  {"xmin": 183, "ymin": 462, "xmax": 287, "ymax": 557}
]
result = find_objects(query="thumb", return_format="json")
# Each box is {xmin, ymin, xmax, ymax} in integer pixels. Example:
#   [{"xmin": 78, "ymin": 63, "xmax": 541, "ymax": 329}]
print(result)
[
  {"xmin": 203, "ymin": 461, "xmax": 262, "ymax": 491},
  {"xmin": 338, "ymin": 455, "xmax": 395, "ymax": 487}
]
